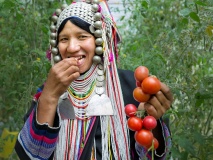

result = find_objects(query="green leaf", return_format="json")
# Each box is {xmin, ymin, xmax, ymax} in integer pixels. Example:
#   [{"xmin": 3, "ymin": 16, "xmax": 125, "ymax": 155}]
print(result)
[
  {"xmin": 195, "ymin": 1, "xmax": 207, "ymax": 6},
  {"xmin": 189, "ymin": 12, "xmax": 200, "ymax": 22},
  {"xmin": 179, "ymin": 8, "xmax": 191, "ymax": 17},
  {"xmin": 141, "ymin": 1, "xmax": 148, "ymax": 9},
  {"xmin": 193, "ymin": 131, "xmax": 205, "ymax": 145},
  {"xmin": 181, "ymin": 18, "xmax": 189, "ymax": 25},
  {"xmin": 177, "ymin": 137, "xmax": 195, "ymax": 155}
]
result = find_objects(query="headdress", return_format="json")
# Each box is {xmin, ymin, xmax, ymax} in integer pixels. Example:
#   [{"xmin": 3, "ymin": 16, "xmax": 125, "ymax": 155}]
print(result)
[
  {"xmin": 49, "ymin": 0, "xmax": 121, "ymax": 66},
  {"xmin": 48, "ymin": 1, "xmax": 130, "ymax": 159}
]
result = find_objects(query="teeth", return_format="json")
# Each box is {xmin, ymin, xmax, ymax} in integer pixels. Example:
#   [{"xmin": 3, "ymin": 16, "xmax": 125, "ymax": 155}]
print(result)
[{"xmin": 75, "ymin": 56, "xmax": 83, "ymax": 61}]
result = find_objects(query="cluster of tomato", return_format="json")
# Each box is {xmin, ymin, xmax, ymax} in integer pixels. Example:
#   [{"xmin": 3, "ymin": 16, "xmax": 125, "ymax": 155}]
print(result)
[
  {"xmin": 125, "ymin": 104, "xmax": 159, "ymax": 150},
  {"xmin": 124, "ymin": 66, "xmax": 161, "ymax": 150},
  {"xmin": 133, "ymin": 66, "xmax": 161, "ymax": 102}
]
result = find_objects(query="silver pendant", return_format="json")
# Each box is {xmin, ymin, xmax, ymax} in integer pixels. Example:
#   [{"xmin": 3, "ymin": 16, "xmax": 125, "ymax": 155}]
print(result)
[{"xmin": 95, "ymin": 86, "xmax": 105, "ymax": 95}]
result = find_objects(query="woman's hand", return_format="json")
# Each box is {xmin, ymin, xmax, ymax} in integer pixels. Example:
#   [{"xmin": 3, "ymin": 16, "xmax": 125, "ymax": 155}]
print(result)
[
  {"xmin": 37, "ymin": 58, "xmax": 80, "ymax": 126},
  {"xmin": 42, "ymin": 58, "xmax": 80, "ymax": 100},
  {"xmin": 138, "ymin": 82, "xmax": 173, "ymax": 119}
]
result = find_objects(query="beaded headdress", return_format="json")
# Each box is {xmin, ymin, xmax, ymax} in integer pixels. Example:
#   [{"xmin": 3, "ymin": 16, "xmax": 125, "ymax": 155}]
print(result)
[{"xmin": 49, "ymin": 0, "xmax": 121, "ymax": 66}]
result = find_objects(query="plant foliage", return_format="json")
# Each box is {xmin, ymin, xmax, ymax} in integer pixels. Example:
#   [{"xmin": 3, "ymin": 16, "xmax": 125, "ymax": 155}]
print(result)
[{"xmin": 118, "ymin": 0, "xmax": 213, "ymax": 159}]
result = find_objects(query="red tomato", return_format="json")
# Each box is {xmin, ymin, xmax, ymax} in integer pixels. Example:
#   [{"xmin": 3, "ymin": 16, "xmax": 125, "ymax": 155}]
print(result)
[
  {"xmin": 125, "ymin": 104, "xmax": 137, "ymax": 117},
  {"xmin": 136, "ymin": 81, "xmax": 141, "ymax": 87},
  {"xmin": 143, "ymin": 116, "xmax": 157, "ymax": 130},
  {"xmin": 153, "ymin": 137, "xmax": 159, "ymax": 150},
  {"xmin": 134, "ymin": 66, "xmax": 149, "ymax": 82},
  {"xmin": 134, "ymin": 129, "xmax": 154, "ymax": 147},
  {"xmin": 127, "ymin": 117, "xmax": 143, "ymax": 131},
  {"xmin": 133, "ymin": 87, "xmax": 150, "ymax": 102},
  {"xmin": 145, "ymin": 137, "xmax": 159, "ymax": 150},
  {"xmin": 141, "ymin": 76, "xmax": 161, "ymax": 94}
]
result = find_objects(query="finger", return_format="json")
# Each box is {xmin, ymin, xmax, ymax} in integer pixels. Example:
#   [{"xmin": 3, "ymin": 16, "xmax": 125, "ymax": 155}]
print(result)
[
  {"xmin": 144, "ymin": 102, "xmax": 158, "ymax": 119},
  {"xmin": 155, "ymin": 91, "xmax": 171, "ymax": 110},
  {"xmin": 138, "ymin": 102, "xmax": 145, "ymax": 110},
  {"xmin": 55, "ymin": 58, "xmax": 78, "ymax": 72},
  {"xmin": 160, "ymin": 82, "xmax": 173, "ymax": 103},
  {"xmin": 145, "ymin": 96, "xmax": 167, "ymax": 119}
]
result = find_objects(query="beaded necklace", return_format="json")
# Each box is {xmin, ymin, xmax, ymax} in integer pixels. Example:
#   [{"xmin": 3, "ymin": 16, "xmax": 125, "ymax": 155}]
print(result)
[{"xmin": 67, "ymin": 64, "xmax": 105, "ymax": 119}]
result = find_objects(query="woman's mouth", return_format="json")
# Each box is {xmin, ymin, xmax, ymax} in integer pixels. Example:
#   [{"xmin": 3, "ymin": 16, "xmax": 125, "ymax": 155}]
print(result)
[
  {"xmin": 75, "ymin": 55, "xmax": 86, "ymax": 65},
  {"xmin": 75, "ymin": 56, "xmax": 84, "ymax": 61}
]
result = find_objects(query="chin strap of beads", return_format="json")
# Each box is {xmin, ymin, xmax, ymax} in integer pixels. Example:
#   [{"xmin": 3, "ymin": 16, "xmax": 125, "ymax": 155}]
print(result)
[{"xmin": 49, "ymin": 0, "xmax": 104, "ymax": 65}]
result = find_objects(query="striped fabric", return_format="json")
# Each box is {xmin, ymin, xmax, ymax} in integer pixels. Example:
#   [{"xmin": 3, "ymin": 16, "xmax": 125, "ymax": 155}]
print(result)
[{"xmin": 17, "ymin": 107, "xmax": 60, "ymax": 160}]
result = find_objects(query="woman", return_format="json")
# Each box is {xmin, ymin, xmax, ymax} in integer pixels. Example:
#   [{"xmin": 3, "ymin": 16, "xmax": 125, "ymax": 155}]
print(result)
[{"xmin": 15, "ymin": 1, "xmax": 173, "ymax": 159}]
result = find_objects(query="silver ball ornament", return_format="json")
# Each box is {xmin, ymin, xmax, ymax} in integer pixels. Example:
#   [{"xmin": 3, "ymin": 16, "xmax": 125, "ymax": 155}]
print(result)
[
  {"xmin": 94, "ymin": 21, "xmax": 102, "ymax": 29},
  {"xmin": 51, "ymin": 48, "xmax": 58, "ymax": 55},
  {"xmin": 50, "ymin": 40, "xmax": 57, "ymax": 47},
  {"xmin": 51, "ymin": 15, "xmax": 58, "ymax": 23},
  {"xmin": 93, "ymin": 55, "xmax": 102, "ymax": 64},
  {"xmin": 94, "ymin": 30, "xmax": 102, "ymax": 38},
  {"xmin": 61, "ymin": 3, "xmax": 68, "ymax": 10},
  {"xmin": 93, "ymin": 0, "xmax": 100, "ymax": 4},
  {"xmin": 50, "ymin": 25, "xmax": 56, "ymax": 32},
  {"xmin": 55, "ymin": 9, "xmax": 62, "ymax": 16},
  {"xmin": 95, "ymin": 38, "xmax": 103, "ymax": 45},
  {"xmin": 85, "ymin": 0, "xmax": 91, "ymax": 3},
  {"xmin": 54, "ymin": 55, "xmax": 61, "ymax": 63},
  {"xmin": 95, "ymin": 46, "xmax": 103, "ymax": 55},
  {"xmin": 50, "ymin": 33, "xmax": 57, "ymax": 39},
  {"xmin": 92, "ymin": 4, "xmax": 99, "ymax": 12},
  {"xmin": 94, "ymin": 13, "xmax": 102, "ymax": 21}
]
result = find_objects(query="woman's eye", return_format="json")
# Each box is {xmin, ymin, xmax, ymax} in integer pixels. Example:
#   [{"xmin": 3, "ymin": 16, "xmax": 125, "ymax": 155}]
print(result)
[
  {"xmin": 79, "ymin": 35, "xmax": 87, "ymax": 39},
  {"xmin": 59, "ymin": 38, "xmax": 67, "ymax": 42}
]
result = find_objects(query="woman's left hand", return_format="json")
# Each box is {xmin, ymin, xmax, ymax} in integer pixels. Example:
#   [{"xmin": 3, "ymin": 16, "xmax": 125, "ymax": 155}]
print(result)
[{"xmin": 139, "ymin": 82, "xmax": 173, "ymax": 119}]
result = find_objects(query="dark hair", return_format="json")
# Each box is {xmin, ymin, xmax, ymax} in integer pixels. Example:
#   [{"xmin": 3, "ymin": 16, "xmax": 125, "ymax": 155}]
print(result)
[{"xmin": 57, "ymin": 17, "xmax": 93, "ymax": 35}]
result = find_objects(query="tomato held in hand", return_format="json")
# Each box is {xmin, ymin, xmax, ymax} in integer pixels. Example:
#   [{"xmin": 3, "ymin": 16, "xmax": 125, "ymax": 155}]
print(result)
[
  {"xmin": 127, "ymin": 117, "xmax": 143, "ymax": 131},
  {"xmin": 145, "ymin": 137, "xmax": 159, "ymax": 150},
  {"xmin": 133, "ymin": 87, "xmax": 150, "ymax": 102},
  {"xmin": 153, "ymin": 137, "xmax": 159, "ymax": 150},
  {"xmin": 143, "ymin": 116, "xmax": 157, "ymax": 130},
  {"xmin": 125, "ymin": 104, "xmax": 137, "ymax": 117},
  {"xmin": 134, "ymin": 129, "xmax": 153, "ymax": 147},
  {"xmin": 134, "ymin": 66, "xmax": 149, "ymax": 82},
  {"xmin": 141, "ymin": 76, "xmax": 161, "ymax": 94}
]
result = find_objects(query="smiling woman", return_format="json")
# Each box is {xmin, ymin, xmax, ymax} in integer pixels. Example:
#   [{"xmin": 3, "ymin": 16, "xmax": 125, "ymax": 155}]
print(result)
[
  {"xmin": 58, "ymin": 20, "xmax": 96, "ymax": 73},
  {"xmin": 15, "ymin": 1, "xmax": 173, "ymax": 160}
]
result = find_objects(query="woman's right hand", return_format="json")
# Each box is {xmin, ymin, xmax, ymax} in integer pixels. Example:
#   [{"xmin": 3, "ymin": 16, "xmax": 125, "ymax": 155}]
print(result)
[
  {"xmin": 37, "ymin": 58, "xmax": 80, "ymax": 126},
  {"xmin": 42, "ymin": 58, "xmax": 80, "ymax": 100}
]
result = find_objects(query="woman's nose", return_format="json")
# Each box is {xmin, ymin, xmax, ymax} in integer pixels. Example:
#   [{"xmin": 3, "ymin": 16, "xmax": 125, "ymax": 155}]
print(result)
[{"xmin": 67, "ymin": 39, "xmax": 80, "ymax": 53}]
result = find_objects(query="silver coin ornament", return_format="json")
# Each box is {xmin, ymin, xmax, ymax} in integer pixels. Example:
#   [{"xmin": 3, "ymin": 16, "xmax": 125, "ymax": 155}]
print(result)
[{"xmin": 95, "ymin": 86, "xmax": 105, "ymax": 95}]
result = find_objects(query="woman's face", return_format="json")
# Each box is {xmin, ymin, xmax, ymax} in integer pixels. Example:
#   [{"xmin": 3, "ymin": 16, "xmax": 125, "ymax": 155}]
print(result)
[{"xmin": 58, "ymin": 21, "xmax": 96, "ymax": 73}]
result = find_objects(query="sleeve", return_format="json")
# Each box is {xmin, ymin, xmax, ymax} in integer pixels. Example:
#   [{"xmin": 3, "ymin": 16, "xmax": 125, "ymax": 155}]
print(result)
[
  {"xmin": 15, "ymin": 86, "xmax": 61, "ymax": 160},
  {"xmin": 118, "ymin": 69, "xmax": 172, "ymax": 160}
]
